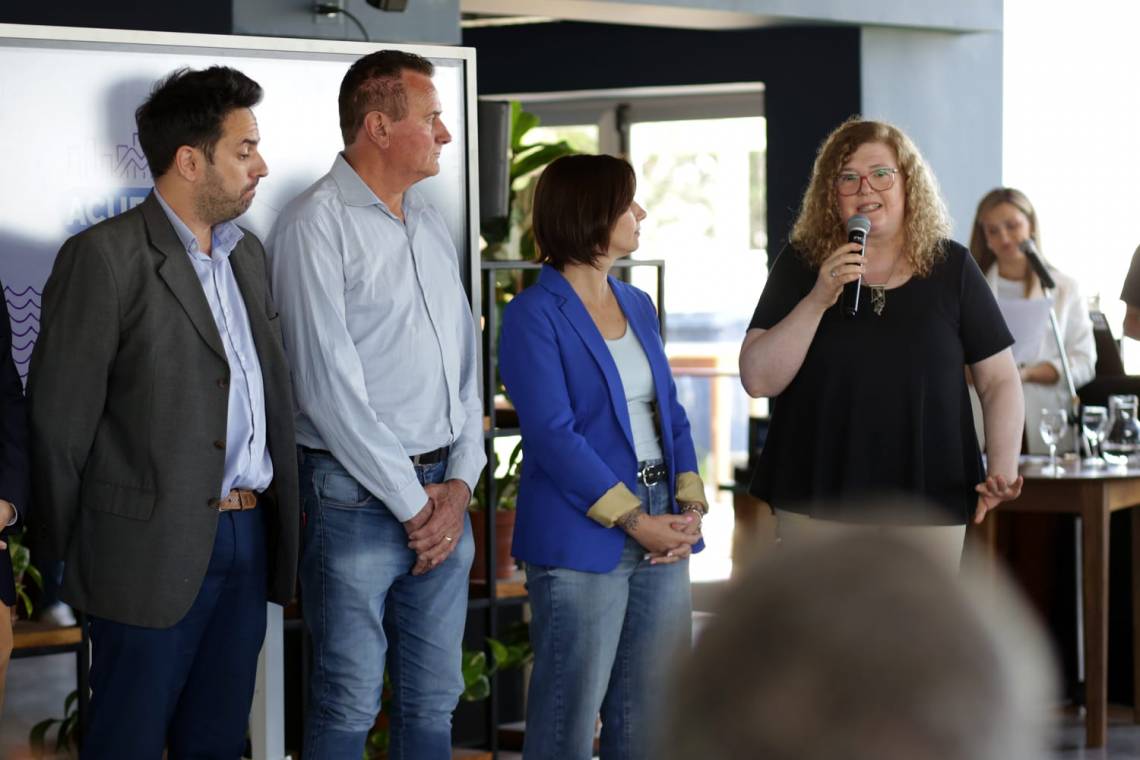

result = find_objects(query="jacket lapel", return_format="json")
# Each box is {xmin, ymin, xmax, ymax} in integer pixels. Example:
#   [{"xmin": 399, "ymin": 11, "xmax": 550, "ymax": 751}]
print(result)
[
  {"xmin": 539, "ymin": 266, "xmax": 636, "ymax": 454},
  {"xmin": 141, "ymin": 194, "xmax": 227, "ymax": 362},
  {"xmin": 228, "ymin": 241, "xmax": 276, "ymax": 363}
]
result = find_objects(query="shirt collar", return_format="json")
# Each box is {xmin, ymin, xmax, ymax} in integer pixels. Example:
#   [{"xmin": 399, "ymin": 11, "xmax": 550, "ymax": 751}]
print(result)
[
  {"xmin": 330, "ymin": 152, "xmax": 424, "ymax": 220},
  {"xmin": 153, "ymin": 187, "xmax": 244, "ymax": 261}
]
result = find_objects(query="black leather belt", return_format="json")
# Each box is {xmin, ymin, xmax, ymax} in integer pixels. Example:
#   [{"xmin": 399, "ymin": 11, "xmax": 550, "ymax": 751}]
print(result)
[
  {"xmin": 301, "ymin": 444, "xmax": 449, "ymax": 466},
  {"xmin": 637, "ymin": 461, "xmax": 667, "ymax": 486},
  {"xmin": 409, "ymin": 445, "xmax": 449, "ymax": 466}
]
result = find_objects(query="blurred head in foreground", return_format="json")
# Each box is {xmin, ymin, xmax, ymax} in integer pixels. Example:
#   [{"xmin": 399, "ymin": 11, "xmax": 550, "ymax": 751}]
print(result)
[{"xmin": 663, "ymin": 535, "xmax": 1057, "ymax": 760}]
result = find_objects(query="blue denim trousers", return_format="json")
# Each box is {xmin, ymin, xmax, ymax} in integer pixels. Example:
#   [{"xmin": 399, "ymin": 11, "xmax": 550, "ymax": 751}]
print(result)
[
  {"xmin": 84, "ymin": 508, "xmax": 267, "ymax": 759},
  {"xmin": 299, "ymin": 449, "xmax": 474, "ymax": 760},
  {"xmin": 522, "ymin": 470, "xmax": 693, "ymax": 760}
]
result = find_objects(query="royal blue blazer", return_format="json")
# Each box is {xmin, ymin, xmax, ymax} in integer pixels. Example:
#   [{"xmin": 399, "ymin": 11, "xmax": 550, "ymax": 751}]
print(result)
[{"xmin": 499, "ymin": 265, "xmax": 703, "ymax": 573}]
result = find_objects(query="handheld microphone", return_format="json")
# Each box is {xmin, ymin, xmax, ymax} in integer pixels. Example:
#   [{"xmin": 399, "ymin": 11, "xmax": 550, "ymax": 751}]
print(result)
[
  {"xmin": 1018, "ymin": 238, "xmax": 1055, "ymax": 290},
  {"xmin": 842, "ymin": 214, "xmax": 872, "ymax": 316}
]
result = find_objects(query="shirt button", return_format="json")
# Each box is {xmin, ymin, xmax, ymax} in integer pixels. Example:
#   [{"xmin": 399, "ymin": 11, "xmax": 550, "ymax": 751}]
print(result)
[
  {"xmin": 218, "ymin": 377, "xmax": 229, "ymax": 389},
  {"xmin": 213, "ymin": 440, "xmax": 226, "ymax": 450}
]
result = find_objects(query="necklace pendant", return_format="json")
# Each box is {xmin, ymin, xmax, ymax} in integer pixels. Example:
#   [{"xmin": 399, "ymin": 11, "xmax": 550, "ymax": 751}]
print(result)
[{"xmin": 870, "ymin": 286, "xmax": 886, "ymax": 316}]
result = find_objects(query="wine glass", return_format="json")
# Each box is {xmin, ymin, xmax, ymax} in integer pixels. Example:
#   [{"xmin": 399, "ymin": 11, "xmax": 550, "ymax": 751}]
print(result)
[
  {"xmin": 1081, "ymin": 406, "xmax": 1109, "ymax": 468},
  {"xmin": 1039, "ymin": 409, "xmax": 1068, "ymax": 477}
]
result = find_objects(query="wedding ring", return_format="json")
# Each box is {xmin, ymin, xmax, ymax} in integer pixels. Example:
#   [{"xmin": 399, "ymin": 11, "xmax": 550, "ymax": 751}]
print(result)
[
  {"xmin": 829, "ymin": 268, "xmax": 837, "ymax": 278},
  {"xmin": 444, "ymin": 535, "xmax": 453, "ymax": 543}
]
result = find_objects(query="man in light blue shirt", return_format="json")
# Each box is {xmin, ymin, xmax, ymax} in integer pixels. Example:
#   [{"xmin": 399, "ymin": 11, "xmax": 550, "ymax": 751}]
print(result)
[{"xmin": 267, "ymin": 50, "xmax": 483, "ymax": 759}]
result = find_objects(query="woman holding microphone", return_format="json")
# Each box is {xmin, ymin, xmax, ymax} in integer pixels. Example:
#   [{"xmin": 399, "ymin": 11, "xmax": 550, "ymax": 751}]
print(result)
[
  {"xmin": 739, "ymin": 118, "xmax": 1024, "ymax": 566},
  {"xmin": 499, "ymin": 154, "xmax": 706, "ymax": 760}
]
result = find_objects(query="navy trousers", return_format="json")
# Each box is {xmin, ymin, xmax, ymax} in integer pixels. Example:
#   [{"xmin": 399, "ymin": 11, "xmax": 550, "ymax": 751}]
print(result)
[{"xmin": 82, "ymin": 508, "xmax": 268, "ymax": 759}]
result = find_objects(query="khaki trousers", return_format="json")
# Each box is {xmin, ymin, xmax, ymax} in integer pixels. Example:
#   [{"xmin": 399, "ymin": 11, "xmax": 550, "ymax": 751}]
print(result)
[{"xmin": 776, "ymin": 509, "xmax": 967, "ymax": 572}]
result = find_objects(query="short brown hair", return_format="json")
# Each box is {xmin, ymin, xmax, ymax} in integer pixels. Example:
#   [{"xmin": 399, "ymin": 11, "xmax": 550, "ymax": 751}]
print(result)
[
  {"xmin": 532, "ymin": 154, "xmax": 636, "ymax": 270},
  {"xmin": 791, "ymin": 117, "xmax": 950, "ymax": 277},
  {"xmin": 338, "ymin": 50, "xmax": 434, "ymax": 146}
]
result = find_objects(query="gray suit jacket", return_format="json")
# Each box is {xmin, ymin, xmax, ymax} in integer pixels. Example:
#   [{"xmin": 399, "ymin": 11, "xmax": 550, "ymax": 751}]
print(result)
[{"xmin": 28, "ymin": 193, "xmax": 299, "ymax": 628}]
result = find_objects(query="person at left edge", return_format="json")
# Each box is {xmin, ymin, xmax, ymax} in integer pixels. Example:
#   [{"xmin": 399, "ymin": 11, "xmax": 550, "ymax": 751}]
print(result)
[
  {"xmin": 0, "ymin": 280, "xmax": 29, "ymax": 719},
  {"xmin": 28, "ymin": 66, "xmax": 298, "ymax": 758}
]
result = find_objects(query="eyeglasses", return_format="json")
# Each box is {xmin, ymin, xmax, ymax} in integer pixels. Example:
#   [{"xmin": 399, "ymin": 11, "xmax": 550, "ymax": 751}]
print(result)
[{"xmin": 835, "ymin": 167, "xmax": 900, "ymax": 196}]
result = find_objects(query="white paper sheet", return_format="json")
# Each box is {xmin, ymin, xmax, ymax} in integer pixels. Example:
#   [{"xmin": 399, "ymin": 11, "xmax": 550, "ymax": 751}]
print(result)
[{"xmin": 996, "ymin": 296, "xmax": 1053, "ymax": 366}]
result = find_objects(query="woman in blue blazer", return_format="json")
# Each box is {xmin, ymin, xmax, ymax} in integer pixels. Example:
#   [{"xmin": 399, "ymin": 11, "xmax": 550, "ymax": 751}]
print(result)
[{"xmin": 499, "ymin": 154, "xmax": 707, "ymax": 760}]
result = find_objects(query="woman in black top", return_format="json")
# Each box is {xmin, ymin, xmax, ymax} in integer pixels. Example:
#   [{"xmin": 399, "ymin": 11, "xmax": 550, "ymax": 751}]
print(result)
[{"xmin": 738, "ymin": 118, "xmax": 1024, "ymax": 561}]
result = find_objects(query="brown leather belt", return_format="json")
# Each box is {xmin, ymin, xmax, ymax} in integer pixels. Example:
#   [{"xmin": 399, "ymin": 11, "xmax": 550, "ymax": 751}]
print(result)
[{"xmin": 215, "ymin": 488, "xmax": 258, "ymax": 512}]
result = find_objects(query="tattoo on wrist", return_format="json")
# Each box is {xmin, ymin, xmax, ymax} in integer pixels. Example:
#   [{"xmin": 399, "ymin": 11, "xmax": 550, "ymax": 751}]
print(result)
[{"xmin": 617, "ymin": 509, "xmax": 645, "ymax": 533}]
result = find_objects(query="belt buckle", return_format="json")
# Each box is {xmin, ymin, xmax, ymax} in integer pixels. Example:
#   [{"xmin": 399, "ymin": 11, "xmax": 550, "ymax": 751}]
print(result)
[{"xmin": 638, "ymin": 463, "xmax": 655, "ymax": 487}]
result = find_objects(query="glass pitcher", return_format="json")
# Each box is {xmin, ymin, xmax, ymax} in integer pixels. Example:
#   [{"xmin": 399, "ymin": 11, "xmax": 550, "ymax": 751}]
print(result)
[{"xmin": 1103, "ymin": 394, "xmax": 1140, "ymax": 465}]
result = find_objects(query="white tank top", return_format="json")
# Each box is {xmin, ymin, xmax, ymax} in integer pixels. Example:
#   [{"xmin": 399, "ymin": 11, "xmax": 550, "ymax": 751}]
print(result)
[{"xmin": 605, "ymin": 327, "xmax": 663, "ymax": 461}]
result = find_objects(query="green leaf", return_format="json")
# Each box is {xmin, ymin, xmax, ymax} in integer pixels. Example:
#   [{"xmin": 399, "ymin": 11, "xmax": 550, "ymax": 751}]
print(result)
[
  {"xmin": 462, "ymin": 674, "xmax": 490, "ymax": 702},
  {"xmin": 30, "ymin": 718, "xmax": 56, "ymax": 754},
  {"xmin": 17, "ymin": 588, "xmax": 32, "ymax": 619},
  {"xmin": 510, "ymin": 102, "xmax": 539, "ymax": 151},
  {"xmin": 25, "ymin": 563, "xmax": 43, "ymax": 589},
  {"xmin": 487, "ymin": 637, "xmax": 509, "ymax": 671},
  {"xmin": 461, "ymin": 649, "xmax": 486, "ymax": 685},
  {"xmin": 511, "ymin": 142, "xmax": 575, "ymax": 182},
  {"xmin": 63, "ymin": 689, "xmax": 78, "ymax": 715}
]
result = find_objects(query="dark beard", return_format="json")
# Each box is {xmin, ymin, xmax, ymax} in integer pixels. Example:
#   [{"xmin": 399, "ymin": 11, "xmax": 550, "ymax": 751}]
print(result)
[{"xmin": 195, "ymin": 167, "xmax": 253, "ymax": 225}]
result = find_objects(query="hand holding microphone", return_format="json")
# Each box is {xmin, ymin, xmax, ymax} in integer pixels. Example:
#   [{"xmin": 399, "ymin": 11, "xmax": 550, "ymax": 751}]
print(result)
[
  {"xmin": 809, "ymin": 214, "xmax": 870, "ymax": 311},
  {"xmin": 842, "ymin": 215, "xmax": 872, "ymax": 315}
]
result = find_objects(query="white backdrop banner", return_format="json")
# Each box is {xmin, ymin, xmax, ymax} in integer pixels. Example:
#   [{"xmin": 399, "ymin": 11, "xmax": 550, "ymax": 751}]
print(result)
[{"xmin": 0, "ymin": 26, "xmax": 479, "ymax": 381}]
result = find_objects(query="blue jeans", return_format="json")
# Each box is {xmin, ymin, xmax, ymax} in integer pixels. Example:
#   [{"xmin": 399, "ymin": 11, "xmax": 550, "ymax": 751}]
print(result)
[
  {"xmin": 299, "ymin": 449, "xmax": 474, "ymax": 760},
  {"xmin": 523, "ymin": 470, "xmax": 692, "ymax": 760}
]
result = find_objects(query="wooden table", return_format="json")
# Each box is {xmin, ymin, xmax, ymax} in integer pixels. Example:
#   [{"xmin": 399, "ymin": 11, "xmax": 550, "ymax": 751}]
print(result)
[{"xmin": 980, "ymin": 457, "xmax": 1140, "ymax": 748}]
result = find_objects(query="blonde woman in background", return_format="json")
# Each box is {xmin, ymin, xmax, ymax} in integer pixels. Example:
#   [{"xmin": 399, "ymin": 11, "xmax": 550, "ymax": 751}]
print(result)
[{"xmin": 969, "ymin": 187, "xmax": 1096, "ymax": 454}]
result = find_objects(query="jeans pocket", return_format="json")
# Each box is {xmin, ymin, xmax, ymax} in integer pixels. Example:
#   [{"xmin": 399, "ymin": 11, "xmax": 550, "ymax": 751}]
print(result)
[{"xmin": 316, "ymin": 471, "xmax": 373, "ymax": 509}]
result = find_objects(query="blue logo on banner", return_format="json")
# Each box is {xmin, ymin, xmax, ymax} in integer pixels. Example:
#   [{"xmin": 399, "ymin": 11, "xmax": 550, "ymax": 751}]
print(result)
[
  {"xmin": 65, "ymin": 187, "xmax": 152, "ymax": 233},
  {"xmin": 64, "ymin": 133, "xmax": 152, "ymax": 233}
]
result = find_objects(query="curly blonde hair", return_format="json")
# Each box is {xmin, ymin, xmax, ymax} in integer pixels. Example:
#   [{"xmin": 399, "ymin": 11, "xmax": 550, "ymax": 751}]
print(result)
[{"xmin": 790, "ymin": 117, "xmax": 951, "ymax": 277}]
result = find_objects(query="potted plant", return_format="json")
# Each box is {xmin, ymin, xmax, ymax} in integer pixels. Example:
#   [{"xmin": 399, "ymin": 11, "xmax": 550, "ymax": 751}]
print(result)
[
  {"xmin": 8, "ymin": 527, "xmax": 42, "ymax": 619},
  {"xmin": 362, "ymin": 625, "xmax": 532, "ymax": 758},
  {"xmin": 469, "ymin": 440, "xmax": 521, "ymax": 581},
  {"xmin": 30, "ymin": 689, "xmax": 79, "ymax": 759},
  {"xmin": 481, "ymin": 101, "xmax": 576, "ymax": 263}
]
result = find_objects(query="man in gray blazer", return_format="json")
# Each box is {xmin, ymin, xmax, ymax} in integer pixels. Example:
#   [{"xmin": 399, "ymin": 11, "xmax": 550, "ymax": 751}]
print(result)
[{"xmin": 28, "ymin": 66, "xmax": 298, "ymax": 758}]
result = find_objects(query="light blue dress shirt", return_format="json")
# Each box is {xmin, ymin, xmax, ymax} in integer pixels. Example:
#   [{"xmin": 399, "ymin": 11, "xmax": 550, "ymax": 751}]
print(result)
[
  {"xmin": 153, "ymin": 189, "xmax": 273, "ymax": 499},
  {"xmin": 266, "ymin": 154, "xmax": 485, "ymax": 522}
]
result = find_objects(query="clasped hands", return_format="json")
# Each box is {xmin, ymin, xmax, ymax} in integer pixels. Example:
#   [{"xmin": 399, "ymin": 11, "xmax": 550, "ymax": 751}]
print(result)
[
  {"xmin": 404, "ymin": 479, "xmax": 470, "ymax": 576},
  {"xmin": 618, "ymin": 503, "xmax": 704, "ymax": 565}
]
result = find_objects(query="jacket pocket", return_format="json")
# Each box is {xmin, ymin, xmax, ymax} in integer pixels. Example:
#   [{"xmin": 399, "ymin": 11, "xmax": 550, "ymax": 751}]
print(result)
[{"xmin": 81, "ymin": 478, "xmax": 157, "ymax": 521}]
